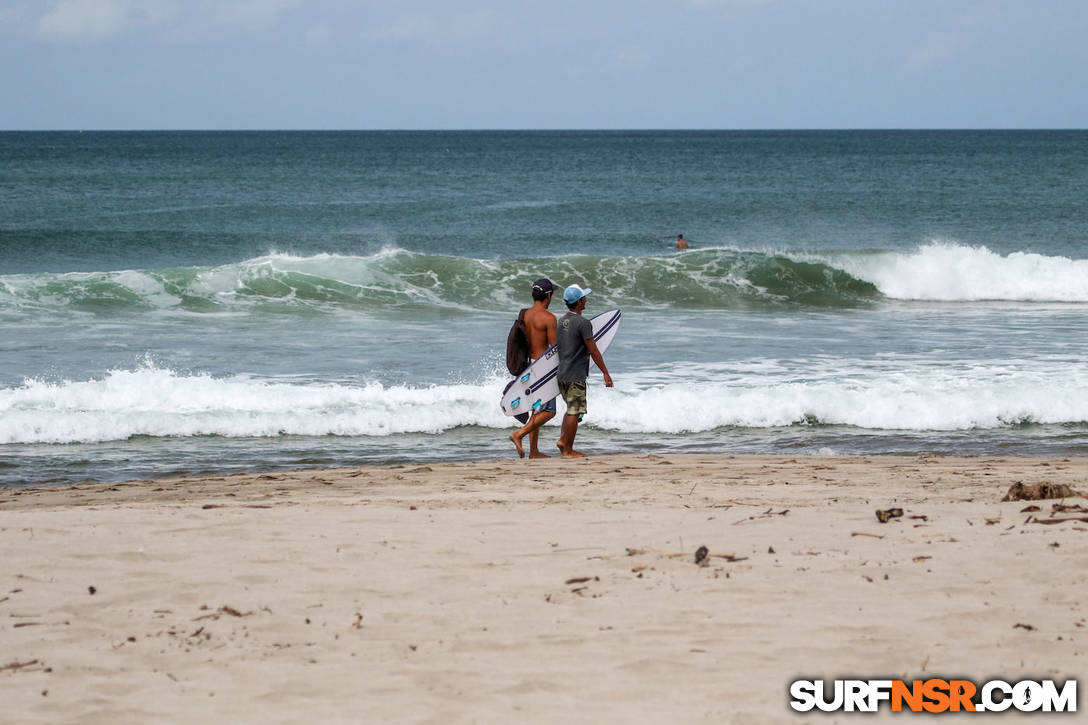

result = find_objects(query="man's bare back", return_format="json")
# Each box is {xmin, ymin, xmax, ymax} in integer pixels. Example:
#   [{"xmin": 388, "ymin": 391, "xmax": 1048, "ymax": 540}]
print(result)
[{"xmin": 524, "ymin": 304, "xmax": 556, "ymax": 358}]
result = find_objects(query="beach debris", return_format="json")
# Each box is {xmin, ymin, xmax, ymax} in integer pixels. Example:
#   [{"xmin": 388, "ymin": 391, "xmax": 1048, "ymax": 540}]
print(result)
[
  {"xmin": 851, "ymin": 532, "xmax": 885, "ymax": 539},
  {"xmin": 1026, "ymin": 515, "xmax": 1088, "ymax": 525},
  {"xmin": 1013, "ymin": 623, "xmax": 1036, "ymax": 632},
  {"xmin": 875, "ymin": 508, "xmax": 904, "ymax": 523},
  {"xmin": 88, "ymin": 586, "xmax": 96, "ymax": 595},
  {"xmin": 694, "ymin": 546, "xmax": 709, "ymax": 566},
  {"xmin": 1020, "ymin": 505, "xmax": 1042, "ymax": 513},
  {"xmin": 192, "ymin": 605, "xmax": 252, "ymax": 622},
  {"xmin": 1001, "ymin": 482, "xmax": 1083, "ymax": 501},
  {"xmin": 564, "ymin": 576, "xmax": 597, "ymax": 585},
  {"xmin": 984, "ymin": 517, "xmax": 1001, "ymax": 525},
  {"xmin": 352, "ymin": 613, "xmax": 364, "ymax": 629},
  {"xmin": 734, "ymin": 508, "xmax": 790, "ymax": 524},
  {"xmin": 0, "ymin": 660, "xmax": 41, "ymax": 673},
  {"xmin": 1024, "ymin": 502, "xmax": 1088, "ymax": 525},
  {"xmin": 767, "ymin": 546, "xmax": 776, "ymax": 554}
]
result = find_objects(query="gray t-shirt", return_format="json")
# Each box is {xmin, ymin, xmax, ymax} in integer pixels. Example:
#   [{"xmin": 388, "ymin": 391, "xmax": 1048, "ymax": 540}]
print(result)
[{"xmin": 556, "ymin": 311, "xmax": 594, "ymax": 383}]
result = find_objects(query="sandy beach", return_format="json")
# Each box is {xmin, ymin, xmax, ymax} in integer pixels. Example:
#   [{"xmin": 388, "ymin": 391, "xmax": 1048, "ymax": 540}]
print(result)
[{"xmin": 1, "ymin": 454, "xmax": 1085, "ymax": 723}]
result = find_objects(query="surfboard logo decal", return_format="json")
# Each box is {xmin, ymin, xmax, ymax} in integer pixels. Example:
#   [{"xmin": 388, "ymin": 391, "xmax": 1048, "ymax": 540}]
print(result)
[
  {"xmin": 510, "ymin": 397, "xmax": 521, "ymax": 409},
  {"xmin": 520, "ymin": 372, "xmax": 531, "ymax": 382}
]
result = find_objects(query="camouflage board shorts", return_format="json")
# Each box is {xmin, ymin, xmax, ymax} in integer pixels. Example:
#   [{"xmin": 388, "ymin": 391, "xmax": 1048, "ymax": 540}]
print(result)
[{"xmin": 558, "ymin": 381, "xmax": 587, "ymax": 417}]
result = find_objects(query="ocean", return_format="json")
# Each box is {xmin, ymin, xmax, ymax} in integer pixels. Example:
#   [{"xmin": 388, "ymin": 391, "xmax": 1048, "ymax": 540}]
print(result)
[{"xmin": 1, "ymin": 130, "xmax": 1086, "ymax": 487}]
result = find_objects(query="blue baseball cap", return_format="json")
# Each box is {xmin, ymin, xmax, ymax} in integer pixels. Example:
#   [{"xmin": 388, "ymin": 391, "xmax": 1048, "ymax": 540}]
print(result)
[{"xmin": 563, "ymin": 284, "xmax": 592, "ymax": 304}]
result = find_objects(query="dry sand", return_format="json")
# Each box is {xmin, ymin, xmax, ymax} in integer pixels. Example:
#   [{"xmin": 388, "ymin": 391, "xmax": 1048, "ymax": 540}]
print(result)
[{"xmin": 1, "ymin": 454, "xmax": 1086, "ymax": 723}]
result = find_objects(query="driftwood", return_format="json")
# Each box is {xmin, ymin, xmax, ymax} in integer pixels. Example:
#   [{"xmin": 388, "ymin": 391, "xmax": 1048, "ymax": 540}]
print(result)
[{"xmin": 1027, "ymin": 516, "xmax": 1088, "ymax": 525}]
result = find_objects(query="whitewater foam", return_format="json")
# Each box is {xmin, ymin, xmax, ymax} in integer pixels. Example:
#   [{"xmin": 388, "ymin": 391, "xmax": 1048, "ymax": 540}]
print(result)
[
  {"xmin": 826, "ymin": 242, "xmax": 1088, "ymax": 302},
  {"xmin": 2, "ymin": 362, "xmax": 1086, "ymax": 446},
  {"xmin": 591, "ymin": 371, "xmax": 1088, "ymax": 433},
  {"xmin": 0, "ymin": 366, "xmax": 511, "ymax": 445}
]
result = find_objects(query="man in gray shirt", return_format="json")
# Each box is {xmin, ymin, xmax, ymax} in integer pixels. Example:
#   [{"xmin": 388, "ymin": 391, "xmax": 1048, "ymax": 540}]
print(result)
[{"xmin": 556, "ymin": 284, "xmax": 613, "ymax": 457}]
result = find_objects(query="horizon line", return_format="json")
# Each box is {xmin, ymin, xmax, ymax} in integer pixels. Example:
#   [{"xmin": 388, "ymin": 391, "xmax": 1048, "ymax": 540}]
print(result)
[{"xmin": 3, "ymin": 127, "xmax": 1087, "ymax": 133}]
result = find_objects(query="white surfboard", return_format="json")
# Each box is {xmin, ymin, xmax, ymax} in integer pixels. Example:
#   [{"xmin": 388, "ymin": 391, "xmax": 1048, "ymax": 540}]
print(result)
[{"xmin": 500, "ymin": 309, "xmax": 621, "ymax": 418}]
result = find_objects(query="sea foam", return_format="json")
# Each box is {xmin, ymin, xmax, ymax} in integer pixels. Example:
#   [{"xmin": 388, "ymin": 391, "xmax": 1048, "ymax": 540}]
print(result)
[
  {"xmin": 2, "ymin": 362, "xmax": 1085, "ymax": 445},
  {"xmin": 829, "ymin": 242, "xmax": 1088, "ymax": 302}
]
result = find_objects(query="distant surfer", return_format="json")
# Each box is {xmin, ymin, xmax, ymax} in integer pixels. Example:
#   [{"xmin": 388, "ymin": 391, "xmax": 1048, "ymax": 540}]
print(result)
[
  {"xmin": 556, "ymin": 284, "xmax": 614, "ymax": 458},
  {"xmin": 676, "ymin": 234, "xmax": 689, "ymax": 250},
  {"xmin": 509, "ymin": 278, "xmax": 559, "ymax": 459}
]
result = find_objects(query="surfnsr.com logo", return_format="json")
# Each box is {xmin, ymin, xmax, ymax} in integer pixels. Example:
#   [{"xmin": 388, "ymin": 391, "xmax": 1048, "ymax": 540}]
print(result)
[{"xmin": 789, "ymin": 678, "xmax": 1077, "ymax": 713}]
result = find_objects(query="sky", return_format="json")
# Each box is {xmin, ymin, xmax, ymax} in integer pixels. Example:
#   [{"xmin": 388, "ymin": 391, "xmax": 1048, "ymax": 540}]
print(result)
[{"xmin": 1, "ymin": 0, "xmax": 1087, "ymax": 129}]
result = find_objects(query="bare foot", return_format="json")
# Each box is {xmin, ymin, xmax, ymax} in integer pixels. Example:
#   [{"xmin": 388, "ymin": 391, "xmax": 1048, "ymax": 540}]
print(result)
[
  {"xmin": 528, "ymin": 450, "xmax": 550, "ymax": 459},
  {"xmin": 509, "ymin": 433, "xmax": 525, "ymax": 458},
  {"xmin": 562, "ymin": 449, "xmax": 588, "ymax": 458}
]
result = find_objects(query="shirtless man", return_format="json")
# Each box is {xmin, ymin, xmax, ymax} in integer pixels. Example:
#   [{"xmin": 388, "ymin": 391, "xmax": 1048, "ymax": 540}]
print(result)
[{"xmin": 509, "ymin": 278, "xmax": 559, "ymax": 458}]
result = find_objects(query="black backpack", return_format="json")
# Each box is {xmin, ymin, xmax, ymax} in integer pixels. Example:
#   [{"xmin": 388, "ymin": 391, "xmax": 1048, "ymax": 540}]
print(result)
[{"xmin": 505, "ymin": 308, "xmax": 530, "ymax": 375}]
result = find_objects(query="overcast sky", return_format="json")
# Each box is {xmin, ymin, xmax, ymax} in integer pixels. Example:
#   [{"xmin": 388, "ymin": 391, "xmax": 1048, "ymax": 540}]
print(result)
[{"xmin": 2, "ymin": 0, "xmax": 1087, "ymax": 129}]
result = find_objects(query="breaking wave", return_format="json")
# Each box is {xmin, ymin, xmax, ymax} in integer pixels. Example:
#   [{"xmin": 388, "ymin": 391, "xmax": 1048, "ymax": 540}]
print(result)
[
  {"xmin": 2, "ymin": 361, "xmax": 1085, "ymax": 445},
  {"xmin": 1, "ymin": 242, "xmax": 1084, "ymax": 320}
]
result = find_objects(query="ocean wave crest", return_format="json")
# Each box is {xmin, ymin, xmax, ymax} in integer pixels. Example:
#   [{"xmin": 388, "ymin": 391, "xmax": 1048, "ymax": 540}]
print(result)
[
  {"xmin": 824, "ymin": 242, "xmax": 1088, "ymax": 302},
  {"xmin": 0, "ymin": 248, "xmax": 878, "ymax": 316},
  {"xmin": 1, "ymin": 243, "xmax": 1084, "ymax": 318}
]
